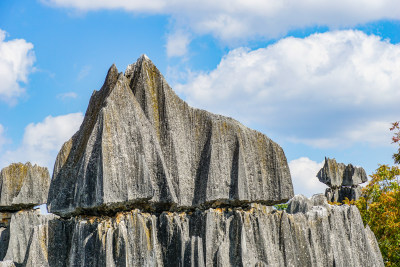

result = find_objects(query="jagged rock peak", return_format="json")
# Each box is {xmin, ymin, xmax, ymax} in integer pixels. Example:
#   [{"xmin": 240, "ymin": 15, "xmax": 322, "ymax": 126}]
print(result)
[
  {"xmin": 0, "ymin": 162, "xmax": 50, "ymax": 211},
  {"xmin": 317, "ymin": 157, "xmax": 367, "ymax": 188},
  {"xmin": 47, "ymin": 55, "xmax": 294, "ymax": 217}
]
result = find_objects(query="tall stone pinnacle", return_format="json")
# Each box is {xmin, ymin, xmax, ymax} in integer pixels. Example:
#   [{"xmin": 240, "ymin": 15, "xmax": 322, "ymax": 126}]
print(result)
[{"xmin": 47, "ymin": 55, "xmax": 294, "ymax": 217}]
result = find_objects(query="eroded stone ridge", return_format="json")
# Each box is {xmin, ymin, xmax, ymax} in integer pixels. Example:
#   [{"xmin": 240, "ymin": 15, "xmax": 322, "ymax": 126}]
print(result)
[
  {"xmin": 47, "ymin": 55, "xmax": 293, "ymax": 217},
  {"xmin": 0, "ymin": 196, "xmax": 384, "ymax": 267},
  {"xmin": 0, "ymin": 163, "xmax": 50, "ymax": 211}
]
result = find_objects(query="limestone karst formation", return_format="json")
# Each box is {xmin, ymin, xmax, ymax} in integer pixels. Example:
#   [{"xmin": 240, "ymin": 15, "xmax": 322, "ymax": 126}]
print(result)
[
  {"xmin": 0, "ymin": 162, "xmax": 51, "ymax": 261},
  {"xmin": 0, "ymin": 55, "xmax": 384, "ymax": 266},
  {"xmin": 317, "ymin": 157, "xmax": 368, "ymax": 202}
]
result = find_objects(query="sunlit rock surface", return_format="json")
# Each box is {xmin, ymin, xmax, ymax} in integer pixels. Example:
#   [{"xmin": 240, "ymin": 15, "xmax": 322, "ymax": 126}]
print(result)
[
  {"xmin": 0, "ymin": 57, "xmax": 384, "ymax": 266},
  {"xmin": 317, "ymin": 157, "xmax": 367, "ymax": 188},
  {"xmin": 47, "ymin": 55, "xmax": 293, "ymax": 217},
  {"xmin": 2, "ymin": 210, "xmax": 57, "ymax": 266},
  {"xmin": 0, "ymin": 163, "xmax": 50, "ymax": 211},
  {"xmin": 0, "ymin": 196, "xmax": 384, "ymax": 267}
]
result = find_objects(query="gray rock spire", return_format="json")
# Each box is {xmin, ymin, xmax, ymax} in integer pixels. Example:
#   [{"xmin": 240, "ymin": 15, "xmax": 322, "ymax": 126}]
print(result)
[{"xmin": 47, "ymin": 55, "xmax": 294, "ymax": 217}]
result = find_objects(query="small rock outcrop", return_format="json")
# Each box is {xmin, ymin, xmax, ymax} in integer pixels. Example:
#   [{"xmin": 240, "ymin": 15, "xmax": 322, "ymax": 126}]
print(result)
[
  {"xmin": 317, "ymin": 157, "xmax": 367, "ymax": 202},
  {"xmin": 0, "ymin": 163, "xmax": 51, "ymax": 264},
  {"xmin": 47, "ymin": 55, "xmax": 293, "ymax": 217},
  {"xmin": 0, "ymin": 163, "xmax": 50, "ymax": 211}
]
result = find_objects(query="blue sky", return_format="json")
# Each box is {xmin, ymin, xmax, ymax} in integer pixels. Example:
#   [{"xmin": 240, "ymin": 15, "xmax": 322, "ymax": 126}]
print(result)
[{"xmin": 0, "ymin": 0, "xmax": 399, "ymax": 197}]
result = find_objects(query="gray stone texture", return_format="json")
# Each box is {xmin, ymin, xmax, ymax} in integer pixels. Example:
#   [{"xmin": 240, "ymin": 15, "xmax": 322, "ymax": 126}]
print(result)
[
  {"xmin": 47, "ymin": 55, "xmax": 293, "ymax": 217},
  {"xmin": 3, "ymin": 210, "xmax": 57, "ymax": 265},
  {"xmin": 0, "ymin": 57, "xmax": 384, "ymax": 266},
  {"xmin": 317, "ymin": 157, "xmax": 367, "ymax": 188},
  {"xmin": 0, "ymin": 163, "xmax": 50, "ymax": 211},
  {"xmin": 325, "ymin": 185, "xmax": 362, "ymax": 203},
  {"xmin": 0, "ymin": 196, "xmax": 384, "ymax": 267},
  {"xmin": 0, "ymin": 261, "xmax": 15, "ymax": 267}
]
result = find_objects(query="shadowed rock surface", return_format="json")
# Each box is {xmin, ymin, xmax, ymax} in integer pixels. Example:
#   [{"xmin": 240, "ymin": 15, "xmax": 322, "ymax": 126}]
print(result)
[
  {"xmin": 325, "ymin": 186, "xmax": 362, "ymax": 203},
  {"xmin": 47, "ymin": 55, "xmax": 293, "ymax": 217},
  {"xmin": 0, "ymin": 163, "xmax": 50, "ymax": 211},
  {"xmin": 0, "ymin": 196, "xmax": 384, "ymax": 267}
]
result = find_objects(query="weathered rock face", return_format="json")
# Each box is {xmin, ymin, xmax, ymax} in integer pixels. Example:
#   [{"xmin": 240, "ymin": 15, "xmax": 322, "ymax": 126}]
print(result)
[
  {"xmin": 325, "ymin": 186, "xmax": 362, "ymax": 203},
  {"xmin": 0, "ymin": 163, "xmax": 50, "ymax": 211},
  {"xmin": 0, "ymin": 57, "xmax": 384, "ymax": 266},
  {"xmin": 47, "ymin": 55, "xmax": 293, "ymax": 217},
  {"xmin": 317, "ymin": 158, "xmax": 367, "ymax": 202},
  {"xmin": 317, "ymin": 157, "xmax": 367, "ymax": 188},
  {"xmin": 2, "ymin": 210, "xmax": 56, "ymax": 266},
  {"xmin": 0, "ymin": 195, "xmax": 384, "ymax": 267}
]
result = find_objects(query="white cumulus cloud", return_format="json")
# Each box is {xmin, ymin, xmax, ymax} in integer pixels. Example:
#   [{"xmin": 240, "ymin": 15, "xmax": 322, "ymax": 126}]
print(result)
[
  {"xmin": 42, "ymin": 0, "xmax": 400, "ymax": 43},
  {"xmin": 0, "ymin": 29, "xmax": 35, "ymax": 104},
  {"xmin": 175, "ymin": 30, "xmax": 400, "ymax": 148},
  {"xmin": 0, "ymin": 113, "xmax": 83, "ymax": 172},
  {"xmin": 289, "ymin": 157, "xmax": 326, "ymax": 197}
]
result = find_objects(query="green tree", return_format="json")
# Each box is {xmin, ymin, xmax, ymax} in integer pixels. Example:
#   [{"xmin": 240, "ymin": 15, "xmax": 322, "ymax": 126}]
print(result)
[
  {"xmin": 350, "ymin": 122, "xmax": 400, "ymax": 266},
  {"xmin": 273, "ymin": 203, "xmax": 288, "ymax": 211}
]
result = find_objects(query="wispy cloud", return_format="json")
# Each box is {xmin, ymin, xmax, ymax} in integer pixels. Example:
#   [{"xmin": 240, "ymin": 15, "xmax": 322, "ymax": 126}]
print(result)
[
  {"xmin": 57, "ymin": 92, "xmax": 78, "ymax": 100},
  {"xmin": 166, "ymin": 31, "xmax": 191, "ymax": 58},
  {"xmin": 77, "ymin": 65, "xmax": 91, "ymax": 80},
  {"xmin": 0, "ymin": 124, "xmax": 10, "ymax": 151}
]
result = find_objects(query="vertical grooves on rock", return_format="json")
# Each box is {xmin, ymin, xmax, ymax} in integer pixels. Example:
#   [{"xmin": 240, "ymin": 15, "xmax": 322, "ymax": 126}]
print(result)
[
  {"xmin": 229, "ymin": 139, "xmax": 240, "ymax": 200},
  {"xmin": 48, "ymin": 65, "xmax": 118, "ymax": 213},
  {"xmin": 193, "ymin": 126, "xmax": 212, "ymax": 207}
]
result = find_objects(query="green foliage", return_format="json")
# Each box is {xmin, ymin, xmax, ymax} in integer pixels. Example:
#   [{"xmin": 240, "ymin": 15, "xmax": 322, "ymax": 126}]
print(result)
[
  {"xmin": 274, "ymin": 203, "xmax": 288, "ymax": 211},
  {"xmin": 391, "ymin": 122, "xmax": 400, "ymax": 164},
  {"xmin": 355, "ymin": 165, "xmax": 400, "ymax": 266},
  {"xmin": 352, "ymin": 122, "xmax": 400, "ymax": 266}
]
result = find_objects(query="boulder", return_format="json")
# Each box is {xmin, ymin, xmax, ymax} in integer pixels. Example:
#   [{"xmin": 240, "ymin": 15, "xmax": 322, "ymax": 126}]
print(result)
[
  {"xmin": 317, "ymin": 157, "xmax": 367, "ymax": 187},
  {"xmin": 47, "ymin": 55, "xmax": 293, "ymax": 217},
  {"xmin": 0, "ymin": 163, "xmax": 50, "ymax": 211}
]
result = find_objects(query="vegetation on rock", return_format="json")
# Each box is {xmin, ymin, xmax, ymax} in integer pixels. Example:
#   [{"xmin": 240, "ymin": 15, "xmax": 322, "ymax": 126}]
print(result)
[
  {"xmin": 340, "ymin": 122, "xmax": 400, "ymax": 266},
  {"xmin": 273, "ymin": 203, "xmax": 288, "ymax": 210}
]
